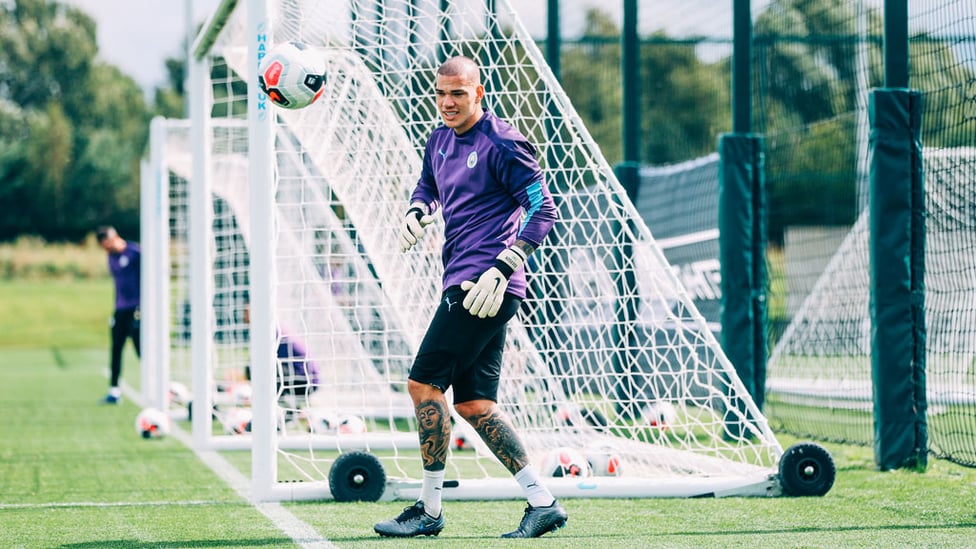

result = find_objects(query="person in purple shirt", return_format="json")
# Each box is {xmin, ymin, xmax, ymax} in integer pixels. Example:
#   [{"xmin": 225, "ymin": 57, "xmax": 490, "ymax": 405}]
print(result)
[
  {"xmin": 275, "ymin": 332, "xmax": 320, "ymax": 403},
  {"xmin": 242, "ymin": 305, "xmax": 320, "ymax": 407},
  {"xmin": 96, "ymin": 226, "xmax": 141, "ymax": 404},
  {"xmin": 374, "ymin": 56, "xmax": 563, "ymax": 540}
]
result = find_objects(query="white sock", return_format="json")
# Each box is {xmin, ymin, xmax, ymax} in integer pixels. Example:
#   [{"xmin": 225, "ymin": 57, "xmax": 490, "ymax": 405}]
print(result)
[
  {"xmin": 420, "ymin": 469, "xmax": 445, "ymax": 518},
  {"xmin": 108, "ymin": 386, "xmax": 121, "ymax": 398},
  {"xmin": 515, "ymin": 464, "xmax": 555, "ymax": 508}
]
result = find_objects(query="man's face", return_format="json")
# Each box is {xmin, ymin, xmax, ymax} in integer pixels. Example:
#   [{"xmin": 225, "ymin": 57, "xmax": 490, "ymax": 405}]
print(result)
[
  {"xmin": 435, "ymin": 72, "xmax": 484, "ymax": 134},
  {"xmin": 99, "ymin": 231, "xmax": 121, "ymax": 253}
]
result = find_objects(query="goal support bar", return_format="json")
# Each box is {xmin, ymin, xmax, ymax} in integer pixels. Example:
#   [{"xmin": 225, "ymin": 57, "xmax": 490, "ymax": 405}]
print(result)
[
  {"xmin": 868, "ymin": 88, "xmax": 927, "ymax": 471},
  {"xmin": 718, "ymin": 133, "xmax": 768, "ymax": 413}
]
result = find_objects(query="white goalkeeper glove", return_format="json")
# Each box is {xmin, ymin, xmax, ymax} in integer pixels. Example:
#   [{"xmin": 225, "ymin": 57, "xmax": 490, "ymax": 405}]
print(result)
[
  {"xmin": 460, "ymin": 247, "xmax": 529, "ymax": 318},
  {"xmin": 399, "ymin": 202, "xmax": 434, "ymax": 252}
]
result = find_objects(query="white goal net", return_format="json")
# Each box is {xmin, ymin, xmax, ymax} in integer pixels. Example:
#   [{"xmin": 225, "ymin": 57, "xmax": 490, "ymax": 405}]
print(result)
[
  {"xmin": 766, "ymin": 147, "xmax": 976, "ymax": 456},
  {"xmin": 151, "ymin": 0, "xmax": 789, "ymax": 501}
]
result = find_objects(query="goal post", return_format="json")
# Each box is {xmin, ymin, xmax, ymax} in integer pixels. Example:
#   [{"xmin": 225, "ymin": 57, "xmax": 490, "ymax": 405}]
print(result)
[
  {"xmin": 243, "ymin": 0, "xmax": 278, "ymax": 502},
  {"xmin": 151, "ymin": 0, "xmax": 835, "ymax": 502},
  {"xmin": 140, "ymin": 117, "xmax": 170, "ymax": 412},
  {"xmin": 187, "ymin": 34, "xmax": 215, "ymax": 451}
]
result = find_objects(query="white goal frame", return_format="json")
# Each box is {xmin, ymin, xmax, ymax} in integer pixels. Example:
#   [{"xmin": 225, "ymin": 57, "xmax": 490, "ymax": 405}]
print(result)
[{"xmin": 141, "ymin": 0, "xmax": 802, "ymax": 503}]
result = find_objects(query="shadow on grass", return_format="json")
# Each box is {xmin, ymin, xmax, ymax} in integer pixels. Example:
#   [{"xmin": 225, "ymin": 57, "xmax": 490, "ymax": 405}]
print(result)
[
  {"xmin": 358, "ymin": 521, "xmax": 976, "ymax": 542},
  {"xmin": 59, "ymin": 539, "xmax": 298, "ymax": 548},
  {"xmin": 640, "ymin": 521, "xmax": 976, "ymax": 539}
]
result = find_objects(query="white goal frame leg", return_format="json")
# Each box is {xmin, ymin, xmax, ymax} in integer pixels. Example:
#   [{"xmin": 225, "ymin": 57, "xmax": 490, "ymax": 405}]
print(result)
[
  {"xmin": 189, "ymin": 40, "xmax": 217, "ymax": 451},
  {"xmin": 246, "ymin": 0, "xmax": 279, "ymax": 503},
  {"xmin": 143, "ymin": 117, "xmax": 171, "ymax": 411}
]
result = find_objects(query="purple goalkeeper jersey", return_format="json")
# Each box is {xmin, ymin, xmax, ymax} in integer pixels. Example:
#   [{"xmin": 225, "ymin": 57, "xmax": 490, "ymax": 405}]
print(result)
[
  {"xmin": 277, "ymin": 334, "xmax": 320, "ymax": 385},
  {"xmin": 108, "ymin": 242, "xmax": 141, "ymax": 311},
  {"xmin": 412, "ymin": 110, "xmax": 557, "ymax": 298}
]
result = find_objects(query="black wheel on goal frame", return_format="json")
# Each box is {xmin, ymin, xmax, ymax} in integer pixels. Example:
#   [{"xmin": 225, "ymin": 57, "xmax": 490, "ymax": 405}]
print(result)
[
  {"xmin": 328, "ymin": 450, "xmax": 387, "ymax": 502},
  {"xmin": 778, "ymin": 441, "xmax": 836, "ymax": 497}
]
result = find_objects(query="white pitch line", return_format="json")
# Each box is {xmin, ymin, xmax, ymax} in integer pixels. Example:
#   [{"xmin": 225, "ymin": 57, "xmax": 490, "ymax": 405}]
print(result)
[
  {"xmin": 0, "ymin": 500, "xmax": 227, "ymax": 510},
  {"xmin": 122, "ymin": 383, "xmax": 337, "ymax": 549}
]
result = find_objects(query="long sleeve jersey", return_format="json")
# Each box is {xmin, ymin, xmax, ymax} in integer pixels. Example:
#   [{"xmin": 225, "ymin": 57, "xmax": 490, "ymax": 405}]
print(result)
[
  {"xmin": 411, "ymin": 111, "xmax": 557, "ymax": 299},
  {"xmin": 108, "ymin": 242, "xmax": 141, "ymax": 311}
]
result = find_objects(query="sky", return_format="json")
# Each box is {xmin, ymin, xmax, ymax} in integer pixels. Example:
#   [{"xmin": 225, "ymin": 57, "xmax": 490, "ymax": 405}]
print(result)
[
  {"xmin": 59, "ymin": 0, "xmax": 972, "ymax": 94},
  {"xmin": 57, "ymin": 0, "xmax": 732, "ymax": 93},
  {"xmin": 61, "ymin": 0, "xmax": 222, "ymax": 92}
]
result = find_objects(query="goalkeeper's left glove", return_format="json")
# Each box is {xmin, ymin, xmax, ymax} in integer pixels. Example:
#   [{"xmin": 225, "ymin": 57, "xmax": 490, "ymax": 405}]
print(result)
[
  {"xmin": 460, "ymin": 246, "xmax": 528, "ymax": 318},
  {"xmin": 399, "ymin": 202, "xmax": 435, "ymax": 252}
]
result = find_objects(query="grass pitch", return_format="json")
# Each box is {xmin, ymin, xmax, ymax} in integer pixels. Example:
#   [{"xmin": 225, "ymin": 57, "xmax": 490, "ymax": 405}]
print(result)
[{"xmin": 1, "ymin": 279, "xmax": 976, "ymax": 548}]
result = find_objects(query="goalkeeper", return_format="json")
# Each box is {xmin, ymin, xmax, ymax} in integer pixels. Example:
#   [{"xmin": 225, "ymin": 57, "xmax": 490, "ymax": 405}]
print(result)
[
  {"xmin": 374, "ymin": 55, "xmax": 561, "ymax": 539},
  {"xmin": 96, "ymin": 226, "xmax": 141, "ymax": 405}
]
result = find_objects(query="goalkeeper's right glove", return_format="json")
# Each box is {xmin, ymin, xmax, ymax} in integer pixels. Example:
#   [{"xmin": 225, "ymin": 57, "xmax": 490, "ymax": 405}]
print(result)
[
  {"xmin": 399, "ymin": 202, "xmax": 434, "ymax": 252},
  {"xmin": 460, "ymin": 246, "xmax": 528, "ymax": 318}
]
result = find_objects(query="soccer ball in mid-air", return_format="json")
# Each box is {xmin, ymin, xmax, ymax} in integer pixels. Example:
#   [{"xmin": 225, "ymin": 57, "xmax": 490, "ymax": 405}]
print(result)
[
  {"xmin": 135, "ymin": 407, "xmax": 171, "ymax": 439},
  {"xmin": 258, "ymin": 41, "xmax": 326, "ymax": 109},
  {"xmin": 542, "ymin": 447, "xmax": 590, "ymax": 478}
]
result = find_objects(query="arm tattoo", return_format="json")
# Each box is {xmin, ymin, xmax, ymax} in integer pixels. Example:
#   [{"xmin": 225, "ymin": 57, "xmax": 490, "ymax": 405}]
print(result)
[
  {"xmin": 416, "ymin": 399, "xmax": 451, "ymax": 471},
  {"xmin": 469, "ymin": 407, "xmax": 529, "ymax": 474}
]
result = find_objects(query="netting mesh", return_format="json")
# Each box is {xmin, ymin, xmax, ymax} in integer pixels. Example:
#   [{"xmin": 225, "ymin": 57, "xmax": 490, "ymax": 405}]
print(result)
[
  {"xmin": 163, "ymin": 121, "xmax": 255, "ymax": 432},
  {"xmin": 760, "ymin": 0, "xmax": 976, "ymax": 467},
  {"xmin": 175, "ymin": 0, "xmax": 787, "ymax": 496}
]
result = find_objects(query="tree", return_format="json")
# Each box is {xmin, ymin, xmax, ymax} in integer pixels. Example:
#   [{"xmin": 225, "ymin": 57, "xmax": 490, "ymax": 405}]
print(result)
[
  {"xmin": 755, "ymin": 0, "xmax": 880, "ymax": 244},
  {"xmin": 559, "ymin": 9, "xmax": 729, "ymax": 166},
  {"xmin": 910, "ymin": 35, "xmax": 976, "ymax": 149},
  {"xmin": 640, "ymin": 34, "xmax": 730, "ymax": 164},
  {"xmin": 755, "ymin": 0, "xmax": 976, "ymax": 244},
  {"xmin": 560, "ymin": 11, "xmax": 625, "ymax": 164},
  {"xmin": 0, "ymin": 0, "xmax": 149, "ymax": 241},
  {"xmin": 153, "ymin": 57, "xmax": 188, "ymax": 119}
]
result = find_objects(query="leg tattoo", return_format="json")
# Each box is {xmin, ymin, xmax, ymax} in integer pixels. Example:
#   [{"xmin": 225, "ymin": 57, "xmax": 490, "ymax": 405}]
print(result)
[
  {"xmin": 417, "ymin": 399, "xmax": 451, "ymax": 471},
  {"xmin": 468, "ymin": 407, "xmax": 529, "ymax": 474}
]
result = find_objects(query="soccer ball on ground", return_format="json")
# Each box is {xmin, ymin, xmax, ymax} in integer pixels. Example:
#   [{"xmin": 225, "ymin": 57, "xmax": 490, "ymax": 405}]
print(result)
[
  {"xmin": 554, "ymin": 403, "xmax": 608, "ymax": 429},
  {"xmin": 222, "ymin": 407, "xmax": 253, "ymax": 435},
  {"xmin": 305, "ymin": 409, "xmax": 341, "ymax": 434},
  {"xmin": 258, "ymin": 41, "xmax": 326, "ymax": 109},
  {"xmin": 135, "ymin": 407, "xmax": 171, "ymax": 439},
  {"xmin": 542, "ymin": 447, "xmax": 590, "ymax": 478},
  {"xmin": 585, "ymin": 448, "xmax": 623, "ymax": 477},
  {"xmin": 225, "ymin": 382, "xmax": 252, "ymax": 406},
  {"xmin": 642, "ymin": 400, "xmax": 678, "ymax": 429},
  {"xmin": 336, "ymin": 414, "xmax": 367, "ymax": 435},
  {"xmin": 451, "ymin": 420, "xmax": 479, "ymax": 451},
  {"xmin": 168, "ymin": 381, "xmax": 190, "ymax": 406}
]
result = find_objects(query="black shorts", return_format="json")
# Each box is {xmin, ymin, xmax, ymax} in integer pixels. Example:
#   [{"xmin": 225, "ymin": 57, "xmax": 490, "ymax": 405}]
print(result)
[{"xmin": 409, "ymin": 285, "xmax": 522, "ymax": 404}]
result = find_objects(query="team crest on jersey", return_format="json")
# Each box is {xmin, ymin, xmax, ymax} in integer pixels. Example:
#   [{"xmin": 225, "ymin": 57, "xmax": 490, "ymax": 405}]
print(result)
[
  {"xmin": 466, "ymin": 150, "xmax": 478, "ymax": 168},
  {"xmin": 119, "ymin": 256, "xmax": 129, "ymax": 268}
]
